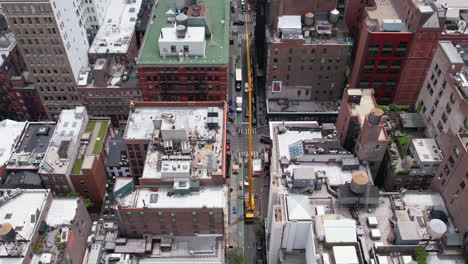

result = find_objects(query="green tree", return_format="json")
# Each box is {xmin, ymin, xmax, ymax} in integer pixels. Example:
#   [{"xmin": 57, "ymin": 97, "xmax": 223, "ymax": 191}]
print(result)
[
  {"xmin": 413, "ymin": 246, "xmax": 427, "ymax": 264},
  {"xmin": 227, "ymin": 247, "xmax": 244, "ymax": 264},
  {"xmin": 257, "ymin": 219, "xmax": 266, "ymax": 240},
  {"xmin": 84, "ymin": 198, "xmax": 94, "ymax": 208}
]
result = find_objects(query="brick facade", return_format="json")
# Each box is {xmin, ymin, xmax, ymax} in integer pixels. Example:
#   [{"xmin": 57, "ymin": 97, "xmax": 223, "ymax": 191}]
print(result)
[
  {"xmin": 138, "ymin": 66, "xmax": 228, "ymax": 102},
  {"xmin": 116, "ymin": 207, "xmax": 224, "ymax": 238}
]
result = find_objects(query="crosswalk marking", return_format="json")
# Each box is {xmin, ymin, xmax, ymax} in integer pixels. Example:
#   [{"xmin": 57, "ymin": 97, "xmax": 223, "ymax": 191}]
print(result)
[
  {"xmin": 240, "ymin": 127, "xmax": 257, "ymax": 134},
  {"xmin": 238, "ymin": 14, "xmax": 252, "ymax": 22},
  {"xmin": 239, "ymin": 151, "xmax": 259, "ymax": 160}
]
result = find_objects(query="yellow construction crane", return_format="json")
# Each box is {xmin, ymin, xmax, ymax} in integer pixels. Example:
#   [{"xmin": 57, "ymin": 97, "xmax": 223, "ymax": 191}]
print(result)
[{"xmin": 244, "ymin": 23, "xmax": 256, "ymax": 223}]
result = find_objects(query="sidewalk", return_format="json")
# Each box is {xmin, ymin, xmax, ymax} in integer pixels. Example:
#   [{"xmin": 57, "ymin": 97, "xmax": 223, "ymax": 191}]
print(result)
[{"xmin": 227, "ymin": 153, "xmax": 245, "ymax": 249}]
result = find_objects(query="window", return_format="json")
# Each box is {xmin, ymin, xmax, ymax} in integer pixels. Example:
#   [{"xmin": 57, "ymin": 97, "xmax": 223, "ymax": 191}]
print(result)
[
  {"xmin": 384, "ymin": 77, "xmax": 397, "ymax": 91},
  {"xmin": 450, "ymin": 93, "xmax": 456, "ymax": 104},
  {"xmin": 390, "ymin": 60, "xmax": 401, "ymax": 74},
  {"xmin": 437, "ymin": 121, "xmax": 443, "ymax": 132},
  {"xmin": 359, "ymin": 77, "xmax": 371, "ymax": 88},
  {"xmin": 4, "ymin": 213, "xmax": 12, "ymax": 219},
  {"xmin": 381, "ymin": 42, "xmax": 394, "ymax": 57},
  {"xmin": 377, "ymin": 60, "xmax": 388, "ymax": 73},
  {"xmin": 454, "ymin": 146, "xmax": 460, "ymax": 158},
  {"xmin": 375, "ymin": 145, "xmax": 380, "ymax": 150},
  {"xmin": 363, "ymin": 60, "xmax": 375, "ymax": 74},
  {"xmin": 170, "ymin": 45, "xmax": 176, "ymax": 53},
  {"xmin": 448, "ymin": 156, "xmax": 455, "ymax": 167},
  {"xmin": 444, "ymin": 165, "xmax": 451, "ymax": 175},
  {"xmin": 395, "ymin": 42, "xmax": 408, "ymax": 56},
  {"xmin": 183, "ymin": 45, "xmax": 189, "ymax": 53},
  {"xmin": 442, "ymin": 113, "xmax": 447, "ymax": 123},
  {"xmin": 373, "ymin": 77, "xmax": 384, "ymax": 90},
  {"xmin": 461, "ymin": 181, "xmax": 466, "ymax": 190}
]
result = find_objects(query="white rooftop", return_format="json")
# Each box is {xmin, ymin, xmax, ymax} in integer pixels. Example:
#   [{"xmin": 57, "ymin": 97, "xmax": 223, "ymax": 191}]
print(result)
[
  {"xmin": 286, "ymin": 194, "xmax": 313, "ymax": 221},
  {"xmin": 45, "ymin": 198, "xmax": 78, "ymax": 226},
  {"xmin": 440, "ymin": 41, "xmax": 464, "ymax": 64},
  {"xmin": 0, "ymin": 189, "xmax": 49, "ymax": 262},
  {"xmin": 89, "ymin": 0, "xmax": 143, "ymax": 54},
  {"xmin": 0, "ymin": 120, "xmax": 26, "ymax": 166},
  {"xmin": 332, "ymin": 246, "xmax": 359, "ymax": 264},
  {"xmin": 125, "ymin": 106, "xmax": 224, "ymax": 140},
  {"xmin": 411, "ymin": 138, "xmax": 443, "ymax": 162},
  {"xmin": 160, "ymin": 26, "xmax": 205, "ymax": 42},
  {"xmin": 348, "ymin": 89, "xmax": 376, "ymax": 126},
  {"xmin": 39, "ymin": 107, "xmax": 87, "ymax": 175},
  {"xmin": 277, "ymin": 129, "xmax": 323, "ymax": 159},
  {"xmin": 324, "ymin": 219, "xmax": 357, "ymax": 243},
  {"xmin": 441, "ymin": 0, "xmax": 468, "ymax": 9},
  {"xmin": 277, "ymin": 15, "xmax": 302, "ymax": 29},
  {"xmin": 286, "ymin": 163, "xmax": 370, "ymax": 186},
  {"xmin": 117, "ymin": 186, "xmax": 226, "ymax": 209}
]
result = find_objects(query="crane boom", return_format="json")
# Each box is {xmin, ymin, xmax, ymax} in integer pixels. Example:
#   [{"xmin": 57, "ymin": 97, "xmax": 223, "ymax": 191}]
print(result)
[{"xmin": 245, "ymin": 23, "xmax": 255, "ymax": 214}]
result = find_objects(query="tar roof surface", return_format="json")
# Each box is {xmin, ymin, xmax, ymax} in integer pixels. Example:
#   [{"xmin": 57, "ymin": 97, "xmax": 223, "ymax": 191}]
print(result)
[
  {"xmin": 17, "ymin": 123, "xmax": 55, "ymax": 154},
  {"xmin": 106, "ymin": 134, "xmax": 125, "ymax": 167},
  {"xmin": 137, "ymin": 0, "xmax": 230, "ymax": 65}
]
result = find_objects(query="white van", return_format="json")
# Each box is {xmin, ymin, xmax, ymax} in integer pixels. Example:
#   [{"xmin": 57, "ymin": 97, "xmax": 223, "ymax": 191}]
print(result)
[{"xmin": 236, "ymin": 96, "xmax": 243, "ymax": 112}]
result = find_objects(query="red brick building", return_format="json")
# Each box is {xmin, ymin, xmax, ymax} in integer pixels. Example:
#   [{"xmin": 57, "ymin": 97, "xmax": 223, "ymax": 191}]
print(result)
[
  {"xmin": 138, "ymin": 66, "xmax": 228, "ymax": 101},
  {"xmin": 348, "ymin": 0, "xmax": 468, "ymax": 106},
  {"xmin": 336, "ymin": 88, "xmax": 389, "ymax": 178},
  {"xmin": 114, "ymin": 178, "xmax": 225, "ymax": 238},
  {"xmin": 38, "ymin": 108, "xmax": 110, "ymax": 210},
  {"xmin": 136, "ymin": 0, "xmax": 230, "ymax": 102},
  {"xmin": 70, "ymin": 119, "xmax": 111, "ymax": 210}
]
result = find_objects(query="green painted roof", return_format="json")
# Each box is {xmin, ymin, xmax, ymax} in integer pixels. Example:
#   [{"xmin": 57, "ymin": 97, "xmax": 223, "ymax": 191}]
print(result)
[{"xmin": 137, "ymin": 0, "xmax": 230, "ymax": 65}]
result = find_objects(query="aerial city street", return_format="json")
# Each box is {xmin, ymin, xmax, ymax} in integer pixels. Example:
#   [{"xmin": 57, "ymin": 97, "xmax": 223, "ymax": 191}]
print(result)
[{"xmin": 0, "ymin": 0, "xmax": 467, "ymax": 263}]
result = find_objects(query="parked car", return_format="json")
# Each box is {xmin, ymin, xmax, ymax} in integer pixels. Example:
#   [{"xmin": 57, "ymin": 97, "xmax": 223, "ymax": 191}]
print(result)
[
  {"xmin": 260, "ymin": 136, "xmax": 272, "ymax": 144},
  {"xmin": 232, "ymin": 206, "xmax": 238, "ymax": 215},
  {"xmin": 233, "ymin": 20, "xmax": 244, "ymax": 26}
]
